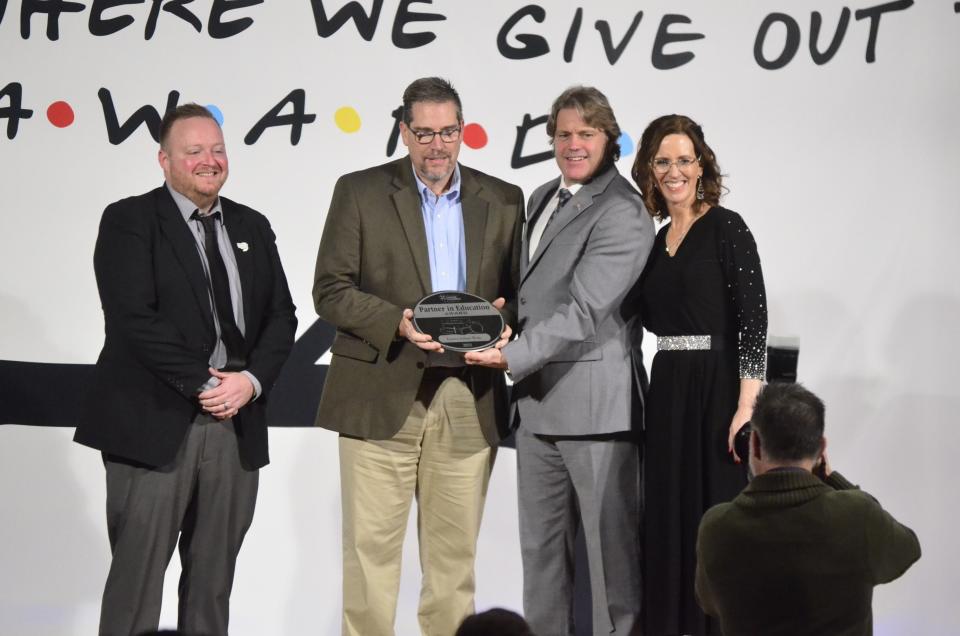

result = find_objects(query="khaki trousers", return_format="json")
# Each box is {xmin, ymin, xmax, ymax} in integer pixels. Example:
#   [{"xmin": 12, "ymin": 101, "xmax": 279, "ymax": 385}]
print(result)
[{"xmin": 339, "ymin": 374, "xmax": 495, "ymax": 636}]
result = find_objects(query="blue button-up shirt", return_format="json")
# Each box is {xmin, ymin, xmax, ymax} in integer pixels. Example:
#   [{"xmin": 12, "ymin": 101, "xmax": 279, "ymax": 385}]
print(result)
[{"xmin": 414, "ymin": 166, "xmax": 466, "ymax": 293}]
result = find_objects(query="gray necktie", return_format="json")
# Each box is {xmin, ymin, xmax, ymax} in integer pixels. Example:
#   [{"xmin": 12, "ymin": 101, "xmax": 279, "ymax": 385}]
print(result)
[
  {"xmin": 528, "ymin": 188, "xmax": 574, "ymax": 258},
  {"xmin": 548, "ymin": 188, "xmax": 572, "ymax": 228},
  {"xmin": 193, "ymin": 211, "xmax": 246, "ymax": 371}
]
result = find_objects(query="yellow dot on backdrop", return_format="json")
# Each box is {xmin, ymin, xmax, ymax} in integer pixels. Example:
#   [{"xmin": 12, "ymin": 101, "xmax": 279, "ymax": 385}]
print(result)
[{"xmin": 334, "ymin": 107, "xmax": 362, "ymax": 133}]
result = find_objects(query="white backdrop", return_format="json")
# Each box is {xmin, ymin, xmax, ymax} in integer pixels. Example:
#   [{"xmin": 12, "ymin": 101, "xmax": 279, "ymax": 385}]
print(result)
[{"xmin": 2, "ymin": 1, "xmax": 958, "ymax": 634}]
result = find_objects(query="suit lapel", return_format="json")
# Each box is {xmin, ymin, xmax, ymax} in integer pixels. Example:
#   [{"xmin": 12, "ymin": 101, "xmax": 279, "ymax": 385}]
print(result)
[
  {"xmin": 391, "ymin": 159, "xmax": 432, "ymax": 297},
  {"xmin": 155, "ymin": 187, "xmax": 216, "ymax": 334},
  {"xmin": 523, "ymin": 167, "xmax": 618, "ymax": 282},
  {"xmin": 221, "ymin": 201, "xmax": 255, "ymax": 331},
  {"xmin": 460, "ymin": 168, "xmax": 488, "ymax": 294},
  {"xmin": 520, "ymin": 179, "xmax": 558, "ymax": 280}
]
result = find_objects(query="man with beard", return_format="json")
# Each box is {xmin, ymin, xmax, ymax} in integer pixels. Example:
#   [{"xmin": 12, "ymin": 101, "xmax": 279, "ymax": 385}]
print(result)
[
  {"xmin": 313, "ymin": 77, "xmax": 524, "ymax": 636},
  {"xmin": 466, "ymin": 86, "xmax": 654, "ymax": 635},
  {"xmin": 75, "ymin": 103, "xmax": 297, "ymax": 635}
]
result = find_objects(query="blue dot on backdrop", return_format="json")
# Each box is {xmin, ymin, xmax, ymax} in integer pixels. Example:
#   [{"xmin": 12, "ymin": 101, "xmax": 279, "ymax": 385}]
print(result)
[
  {"xmin": 618, "ymin": 132, "xmax": 634, "ymax": 157},
  {"xmin": 205, "ymin": 104, "xmax": 224, "ymax": 125}
]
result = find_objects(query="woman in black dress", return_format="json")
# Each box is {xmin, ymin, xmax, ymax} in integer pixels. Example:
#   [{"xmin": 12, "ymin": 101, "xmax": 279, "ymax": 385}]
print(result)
[{"xmin": 631, "ymin": 115, "xmax": 767, "ymax": 635}]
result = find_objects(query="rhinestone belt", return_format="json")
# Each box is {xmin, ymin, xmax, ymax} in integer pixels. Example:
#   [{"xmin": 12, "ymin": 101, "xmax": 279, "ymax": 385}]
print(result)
[{"xmin": 657, "ymin": 335, "xmax": 713, "ymax": 351}]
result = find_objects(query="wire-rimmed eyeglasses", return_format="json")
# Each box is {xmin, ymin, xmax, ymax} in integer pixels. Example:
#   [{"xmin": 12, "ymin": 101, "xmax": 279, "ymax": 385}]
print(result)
[{"xmin": 651, "ymin": 156, "xmax": 701, "ymax": 174}]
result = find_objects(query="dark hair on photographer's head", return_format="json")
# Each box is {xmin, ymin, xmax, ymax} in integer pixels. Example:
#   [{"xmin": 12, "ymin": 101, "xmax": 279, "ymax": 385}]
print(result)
[
  {"xmin": 751, "ymin": 382, "xmax": 825, "ymax": 462},
  {"xmin": 455, "ymin": 608, "xmax": 535, "ymax": 636}
]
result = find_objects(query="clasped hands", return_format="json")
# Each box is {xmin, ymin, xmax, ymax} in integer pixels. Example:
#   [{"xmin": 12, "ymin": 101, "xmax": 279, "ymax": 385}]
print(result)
[
  {"xmin": 397, "ymin": 297, "xmax": 511, "ymax": 369},
  {"xmin": 198, "ymin": 367, "xmax": 255, "ymax": 420}
]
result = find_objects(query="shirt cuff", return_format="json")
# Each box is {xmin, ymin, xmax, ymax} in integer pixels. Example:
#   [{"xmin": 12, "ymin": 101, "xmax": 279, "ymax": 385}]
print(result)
[{"xmin": 241, "ymin": 370, "xmax": 262, "ymax": 401}]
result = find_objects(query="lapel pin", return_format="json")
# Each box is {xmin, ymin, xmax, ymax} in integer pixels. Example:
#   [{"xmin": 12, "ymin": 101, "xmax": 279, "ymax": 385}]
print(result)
[{"xmin": 236, "ymin": 242, "xmax": 249, "ymax": 252}]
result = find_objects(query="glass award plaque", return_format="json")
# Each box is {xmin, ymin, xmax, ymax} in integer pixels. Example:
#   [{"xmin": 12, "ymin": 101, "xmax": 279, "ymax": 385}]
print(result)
[{"xmin": 412, "ymin": 291, "xmax": 504, "ymax": 352}]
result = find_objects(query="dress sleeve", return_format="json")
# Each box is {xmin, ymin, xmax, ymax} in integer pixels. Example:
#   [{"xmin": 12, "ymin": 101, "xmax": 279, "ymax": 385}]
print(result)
[{"xmin": 718, "ymin": 210, "xmax": 767, "ymax": 379}]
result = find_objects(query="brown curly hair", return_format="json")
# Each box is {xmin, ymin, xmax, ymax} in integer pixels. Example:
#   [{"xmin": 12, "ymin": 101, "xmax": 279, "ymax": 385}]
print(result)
[{"xmin": 631, "ymin": 114, "xmax": 723, "ymax": 221}]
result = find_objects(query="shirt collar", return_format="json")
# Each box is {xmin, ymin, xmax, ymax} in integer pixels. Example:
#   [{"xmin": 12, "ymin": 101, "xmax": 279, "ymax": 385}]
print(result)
[
  {"xmin": 166, "ymin": 182, "xmax": 223, "ymax": 223},
  {"xmin": 412, "ymin": 165, "xmax": 461, "ymax": 203},
  {"xmin": 557, "ymin": 180, "xmax": 583, "ymax": 197}
]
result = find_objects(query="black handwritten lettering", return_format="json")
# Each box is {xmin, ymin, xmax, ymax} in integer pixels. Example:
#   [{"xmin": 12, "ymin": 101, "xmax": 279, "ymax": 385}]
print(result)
[
  {"xmin": 98, "ymin": 87, "xmax": 180, "ymax": 144},
  {"xmin": 391, "ymin": 0, "xmax": 444, "ymax": 48},
  {"xmin": 245, "ymin": 89, "xmax": 317, "ymax": 145},
  {"xmin": 810, "ymin": 9, "xmax": 851, "ymax": 65},
  {"xmin": 146, "ymin": 0, "xmax": 202, "ymax": 40},
  {"xmin": 652, "ymin": 14, "xmax": 703, "ymax": 70},
  {"xmin": 595, "ymin": 12, "xmax": 642, "ymax": 65},
  {"xmin": 562, "ymin": 8, "xmax": 581, "ymax": 63},
  {"xmin": 497, "ymin": 5, "xmax": 548, "ymax": 60},
  {"xmin": 21, "ymin": 0, "xmax": 85, "ymax": 40},
  {"xmin": 89, "ymin": 0, "xmax": 138, "ymax": 37},
  {"xmin": 855, "ymin": 0, "xmax": 913, "ymax": 63},
  {"xmin": 753, "ymin": 3, "xmax": 907, "ymax": 69},
  {"xmin": 0, "ymin": 82, "xmax": 35, "ymax": 140},
  {"xmin": 754, "ymin": 13, "xmax": 801, "ymax": 70},
  {"xmin": 208, "ymin": 0, "xmax": 261, "ymax": 39},
  {"xmin": 511, "ymin": 113, "xmax": 552, "ymax": 169},
  {"xmin": 386, "ymin": 104, "xmax": 402, "ymax": 156},
  {"xmin": 309, "ymin": 0, "xmax": 383, "ymax": 40}
]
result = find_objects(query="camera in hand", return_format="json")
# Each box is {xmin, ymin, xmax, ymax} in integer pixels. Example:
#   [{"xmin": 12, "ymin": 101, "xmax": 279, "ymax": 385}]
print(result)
[{"xmin": 734, "ymin": 422, "xmax": 752, "ymax": 464}]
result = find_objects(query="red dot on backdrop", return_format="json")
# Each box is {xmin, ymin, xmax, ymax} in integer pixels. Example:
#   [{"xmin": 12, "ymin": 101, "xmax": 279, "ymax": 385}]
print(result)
[
  {"xmin": 462, "ymin": 123, "xmax": 487, "ymax": 149},
  {"xmin": 47, "ymin": 101, "xmax": 75, "ymax": 128}
]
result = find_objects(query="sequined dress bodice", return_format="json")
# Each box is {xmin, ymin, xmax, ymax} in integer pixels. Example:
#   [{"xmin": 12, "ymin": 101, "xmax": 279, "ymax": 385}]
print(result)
[{"xmin": 640, "ymin": 206, "xmax": 767, "ymax": 379}]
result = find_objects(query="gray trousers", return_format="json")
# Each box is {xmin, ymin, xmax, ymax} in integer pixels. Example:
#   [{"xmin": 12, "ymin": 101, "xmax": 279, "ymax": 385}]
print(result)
[
  {"xmin": 516, "ymin": 425, "xmax": 642, "ymax": 636},
  {"xmin": 98, "ymin": 415, "xmax": 258, "ymax": 636}
]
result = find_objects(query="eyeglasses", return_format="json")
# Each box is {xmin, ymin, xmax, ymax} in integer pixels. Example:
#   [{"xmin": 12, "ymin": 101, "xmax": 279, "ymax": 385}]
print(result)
[
  {"xmin": 651, "ymin": 156, "xmax": 701, "ymax": 174},
  {"xmin": 411, "ymin": 126, "xmax": 462, "ymax": 145}
]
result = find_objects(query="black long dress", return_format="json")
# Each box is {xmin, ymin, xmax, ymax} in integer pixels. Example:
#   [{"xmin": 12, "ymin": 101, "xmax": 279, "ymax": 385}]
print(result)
[{"xmin": 640, "ymin": 206, "xmax": 767, "ymax": 636}]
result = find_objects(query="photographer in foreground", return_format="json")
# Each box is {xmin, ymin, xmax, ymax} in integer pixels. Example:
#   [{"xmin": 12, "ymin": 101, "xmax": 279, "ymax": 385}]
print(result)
[{"xmin": 695, "ymin": 382, "xmax": 921, "ymax": 636}]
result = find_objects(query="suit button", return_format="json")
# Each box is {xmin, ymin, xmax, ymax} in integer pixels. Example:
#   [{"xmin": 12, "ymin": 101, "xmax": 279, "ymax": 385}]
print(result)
[
  {"xmin": 416, "ymin": 362, "xmax": 424, "ymax": 369},
  {"xmin": 520, "ymin": 297, "xmax": 526, "ymax": 305}
]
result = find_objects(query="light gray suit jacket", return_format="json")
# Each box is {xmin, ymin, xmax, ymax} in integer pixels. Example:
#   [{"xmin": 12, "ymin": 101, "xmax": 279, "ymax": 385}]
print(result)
[{"xmin": 504, "ymin": 164, "xmax": 654, "ymax": 436}]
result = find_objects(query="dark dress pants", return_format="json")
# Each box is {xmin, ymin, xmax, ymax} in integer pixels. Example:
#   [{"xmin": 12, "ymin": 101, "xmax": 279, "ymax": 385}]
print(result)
[{"xmin": 98, "ymin": 414, "xmax": 258, "ymax": 636}]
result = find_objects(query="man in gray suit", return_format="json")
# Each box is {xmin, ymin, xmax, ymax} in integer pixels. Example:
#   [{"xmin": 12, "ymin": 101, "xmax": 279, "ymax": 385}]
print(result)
[{"xmin": 466, "ymin": 86, "xmax": 654, "ymax": 635}]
